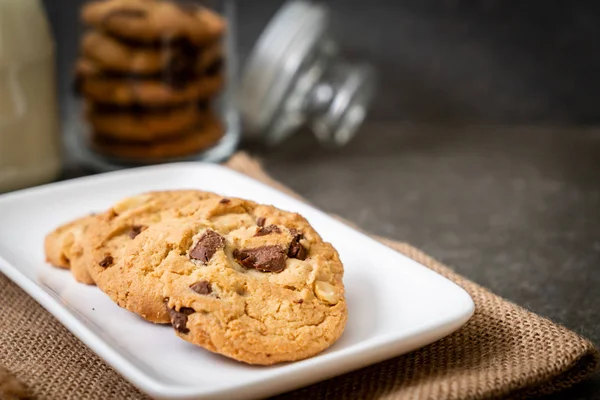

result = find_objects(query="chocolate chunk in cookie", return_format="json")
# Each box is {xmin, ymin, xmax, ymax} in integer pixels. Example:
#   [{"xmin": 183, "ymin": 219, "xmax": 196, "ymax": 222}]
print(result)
[
  {"xmin": 163, "ymin": 38, "xmax": 200, "ymax": 89},
  {"xmin": 219, "ymin": 198, "xmax": 231, "ymax": 204},
  {"xmin": 256, "ymin": 217, "xmax": 266, "ymax": 227},
  {"xmin": 288, "ymin": 229, "xmax": 308, "ymax": 260},
  {"xmin": 99, "ymin": 254, "xmax": 114, "ymax": 268},
  {"xmin": 128, "ymin": 225, "xmax": 146, "ymax": 239},
  {"xmin": 204, "ymin": 58, "xmax": 224, "ymax": 76},
  {"xmin": 189, "ymin": 230, "xmax": 225, "ymax": 263},
  {"xmin": 190, "ymin": 280, "xmax": 212, "ymax": 295},
  {"xmin": 255, "ymin": 225, "xmax": 281, "ymax": 237},
  {"xmin": 168, "ymin": 306, "xmax": 195, "ymax": 334},
  {"xmin": 233, "ymin": 246, "xmax": 287, "ymax": 273}
]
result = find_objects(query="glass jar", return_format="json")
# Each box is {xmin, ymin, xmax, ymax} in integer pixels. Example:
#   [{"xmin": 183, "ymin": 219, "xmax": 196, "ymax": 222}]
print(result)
[
  {"xmin": 65, "ymin": 0, "xmax": 239, "ymax": 171},
  {"xmin": 61, "ymin": 0, "xmax": 376, "ymax": 172}
]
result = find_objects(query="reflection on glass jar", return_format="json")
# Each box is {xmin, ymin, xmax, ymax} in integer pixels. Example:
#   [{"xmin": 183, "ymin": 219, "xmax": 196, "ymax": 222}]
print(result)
[{"xmin": 67, "ymin": 0, "xmax": 239, "ymax": 171}]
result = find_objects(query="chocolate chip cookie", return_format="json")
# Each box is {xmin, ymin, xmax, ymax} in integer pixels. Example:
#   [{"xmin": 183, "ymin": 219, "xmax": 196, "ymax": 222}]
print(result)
[
  {"xmin": 107, "ymin": 196, "xmax": 347, "ymax": 364},
  {"xmin": 86, "ymin": 101, "xmax": 209, "ymax": 142},
  {"xmin": 81, "ymin": 30, "xmax": 224, "ymax": 76},
  {"xmin": 91, "ymin": 114, "xmax": 224, "ymax": 160},
  {"xmin": 77, "ymin": 190, "xmax": 221, "ymax": 323},
  {"xmin": 44, "ymin": 215, "xmax": 98, "ymax": 284},
  {"xmin": 81, "ymin": 0, "xmax": 226, "ymax": 45},
  {"xmin": 76, "ymin": 58, "xmax": 224, "ymax": 106}
]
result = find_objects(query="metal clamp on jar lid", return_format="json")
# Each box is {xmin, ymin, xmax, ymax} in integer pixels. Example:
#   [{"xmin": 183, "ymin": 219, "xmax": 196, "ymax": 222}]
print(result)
[{"xmin": 238, "ymin": 0, "xmax": 376, "ymax": 147}]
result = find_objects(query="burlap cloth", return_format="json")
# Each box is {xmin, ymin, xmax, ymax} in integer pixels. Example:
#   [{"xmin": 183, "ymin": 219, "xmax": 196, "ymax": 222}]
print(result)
[{"xmin": 0, "ymin": 153, "xmax": 598, "ymax": 400}]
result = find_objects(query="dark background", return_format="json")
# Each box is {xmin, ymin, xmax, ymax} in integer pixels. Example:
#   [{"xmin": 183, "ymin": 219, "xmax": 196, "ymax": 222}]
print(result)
[
  {"xmin": 43, "ymin": 1, "xmax": 600, "ymax": 398},
  {"xmin": 45, "ymin": 0, "xmax": 600, "ymax": 125}
]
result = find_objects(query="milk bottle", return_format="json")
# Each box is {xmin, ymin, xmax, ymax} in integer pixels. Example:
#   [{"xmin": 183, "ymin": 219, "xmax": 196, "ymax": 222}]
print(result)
[{"xmin": 0, "ymin": 0, "xmax": 60, "ymax": 192}]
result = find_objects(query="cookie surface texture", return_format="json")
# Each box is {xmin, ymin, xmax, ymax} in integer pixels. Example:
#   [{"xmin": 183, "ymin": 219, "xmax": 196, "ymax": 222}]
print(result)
[{"xmin": 123, "ymin": 196, "xmax": 348, "ymax": 364}]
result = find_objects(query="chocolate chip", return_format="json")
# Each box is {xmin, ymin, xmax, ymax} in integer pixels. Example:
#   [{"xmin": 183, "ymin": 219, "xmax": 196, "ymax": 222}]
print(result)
[
  {"xmin": 219, "ymin": 198, "xmax": 231, "ymax": 204},
  {"xmin": 167, "ymin": 307, "xmax": 194, "ymax": 334},
  {"xmin": 128, "ymin": 225, "xmax": 146, "ymax": 239},
  {"xmin": 189, "ymin": 230, "xmax": 225, "ymax": 263},
  {"xmin": 99, "ymin": 255, "xmax": 113, "ymax": 268},
  {"xmin": 233, "ymin": 246, "xmax": 287, "ymax": 273},
  {"xmin": 204, "ymin": 58, "xmax": 224, "ymax": 76},
  {"xmin": 190, "ymin": 280, "xmax": 212, "ymax": 295},
  {"xmin": 93, "ymin": 101, "xmax": 187, "ymax": 115},
  {"xmin": 255, "ymin": 225, "xmax": 281, "ymax": 237},
  {"xmin": 288, "ymin": 229, "xmax": 308, "ymax": 260},
  {"xmin": 197, "ymin": 100, "xmax": 209, "ymax": 111},
  {"xmin": 256, "ymin": 217, "xmax": 266, "ymax": 227},
  {"xmin": 88, "ymin": 67, "xmax": 199, "ymax": 82},
  {"xmin": 294, "ymin": 299, "xmax": 304, "ymax": 304},
  {"xmin": 288, "ymin": 240, "xmax": 307, "ymax": 260},
  {"xmin": 162, "ymin": 38, "xmax": 200, "ymax": 89}
]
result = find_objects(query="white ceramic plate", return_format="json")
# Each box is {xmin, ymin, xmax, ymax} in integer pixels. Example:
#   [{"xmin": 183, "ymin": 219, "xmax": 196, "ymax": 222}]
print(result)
[{"xmin": 0, "ymin": 163, "xmax": 474, "ymax": 400}]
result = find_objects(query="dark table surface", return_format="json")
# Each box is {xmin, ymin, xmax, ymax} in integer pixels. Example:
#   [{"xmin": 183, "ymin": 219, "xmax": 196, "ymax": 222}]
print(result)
[
  {"xmin": 64, "ymin": 121, "xmax": 600, "ymax": 398},
  {"xmin": 247, "ymin": 123, "xmax": 600, "ymax": 399}
]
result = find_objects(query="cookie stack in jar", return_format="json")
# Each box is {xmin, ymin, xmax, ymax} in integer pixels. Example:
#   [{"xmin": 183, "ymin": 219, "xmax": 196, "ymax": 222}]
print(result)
[{"xmin": 74, "ymin": 0, "xmax": 226, "ymax": 161}]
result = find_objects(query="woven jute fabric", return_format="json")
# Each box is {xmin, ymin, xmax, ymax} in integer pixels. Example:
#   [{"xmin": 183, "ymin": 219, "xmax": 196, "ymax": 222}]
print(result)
[{"xmin": 0, "ymin": 153, "xmax": 598, "ymax": 400}]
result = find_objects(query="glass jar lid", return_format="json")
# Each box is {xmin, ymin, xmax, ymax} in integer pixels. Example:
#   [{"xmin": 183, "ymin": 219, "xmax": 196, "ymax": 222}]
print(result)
[{"xmin": 239, "ymin": 0, "xmax": 376, "ymax": 147}]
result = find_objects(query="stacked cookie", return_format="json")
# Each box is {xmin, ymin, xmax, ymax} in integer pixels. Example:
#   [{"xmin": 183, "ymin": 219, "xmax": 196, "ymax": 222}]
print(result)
[
  {"xmin": 44, "ymin": 191, "xmax": 348, "ymax": 365},
  {"xmin": 75, "ymin": 0, "xmax": 227, "ymax": 161}
]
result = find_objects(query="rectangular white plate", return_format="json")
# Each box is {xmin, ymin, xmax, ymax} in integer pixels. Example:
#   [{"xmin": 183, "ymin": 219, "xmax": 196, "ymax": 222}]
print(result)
[{"xmin": 0, "ymin": 163, "xmax": 474, "ymax": 400}]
